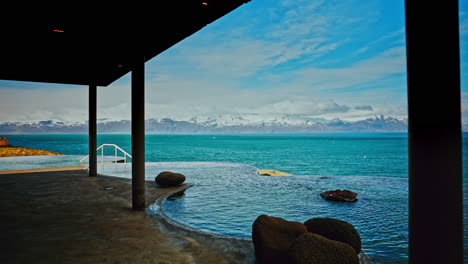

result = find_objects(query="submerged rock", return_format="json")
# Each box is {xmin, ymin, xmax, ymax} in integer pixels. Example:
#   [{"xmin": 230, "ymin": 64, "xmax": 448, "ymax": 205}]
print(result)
[
  {"xmin": 252, "ymin": 215, "xmax": 307, "ymax": 264},
  {"xmin": 258, "ymin": 169, "xmax": 294, "ymax": 176},
  {"xmin": 288, "ymin": 233, "xmax": 359, "ymax": 264},
  {"xmin": 155, "ymin": 171, "xmax": 186, "ymax": 186},
  {"xmin": 304, "ymin": 218, "xmax": 362, "ymax": 254},
  {"xmin": 320, "ymin": 189, "xmax": 358, "ymax": 202}
]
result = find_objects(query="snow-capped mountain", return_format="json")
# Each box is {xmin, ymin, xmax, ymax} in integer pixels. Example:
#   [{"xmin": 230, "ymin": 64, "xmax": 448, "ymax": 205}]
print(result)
[{"xmin": 0, "ymin": 115, "xmax": 410, "ymax": 134}]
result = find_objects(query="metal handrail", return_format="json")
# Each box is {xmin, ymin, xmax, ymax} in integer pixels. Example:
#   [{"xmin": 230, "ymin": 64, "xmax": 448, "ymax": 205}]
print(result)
[{"xmin": 80, "ymin": 144, "xmax": 132, "ymax": 165}]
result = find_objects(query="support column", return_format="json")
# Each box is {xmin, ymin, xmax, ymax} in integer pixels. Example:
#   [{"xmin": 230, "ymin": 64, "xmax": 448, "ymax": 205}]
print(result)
[
  {"xmin": 89, "ymin": 84, "xmax": 97, "ymax": 177},
  {"xmin": 405, "ymin": 1, "xmax": 462, "ymax": 263},
  {"xmin": 131, "ymin": 58, "xmax": 146, "ymax": 210}
]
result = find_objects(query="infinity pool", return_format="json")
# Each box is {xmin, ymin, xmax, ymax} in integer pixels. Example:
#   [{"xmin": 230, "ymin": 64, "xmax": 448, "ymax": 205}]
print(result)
[
  {"xmin": 98, "ymin": 161, "xmax": 409, "ymax": 263},
  {"xmin": 0, "ymin": 155, "xmax": 124, "ymax": 171}
]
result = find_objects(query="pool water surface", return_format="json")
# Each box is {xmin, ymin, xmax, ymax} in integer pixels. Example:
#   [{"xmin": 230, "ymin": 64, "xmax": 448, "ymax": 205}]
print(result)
[
  {"xmin": 98, "ymin": 161, "xmax": 409, "ymax": 263},
  {"xmin": 0, "ymin": 155, "xmax": 126, "ymax": 171}
]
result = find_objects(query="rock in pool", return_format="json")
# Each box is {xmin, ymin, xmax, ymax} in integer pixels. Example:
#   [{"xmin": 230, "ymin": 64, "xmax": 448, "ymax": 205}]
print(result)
[
  {"xmin": 155, "ymin": 171, "xmax": 186, "ymax": 186},
  {"xmin": 287, "ymin": 233, "xmax": 359, "ymax": 264},
  {"xmin": 304, "ymin": 217, "xmax": 362, "ymax": 254},
  {"xmin": 320, "ymin": 189, "xmax": 358, "ymax": 202},
  {"xmin": 258, "ymin": 169, "xmax": 294, "ymax": 176},
  {"xmin": 252, "ymin": 214, "xmax": 308, "ymax": 264}
]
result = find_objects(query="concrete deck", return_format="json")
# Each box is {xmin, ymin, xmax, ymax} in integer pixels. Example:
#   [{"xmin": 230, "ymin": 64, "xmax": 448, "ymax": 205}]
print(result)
[{"xmin": 0, "ymin": 169, "xmax": 253, "ymax": 264}]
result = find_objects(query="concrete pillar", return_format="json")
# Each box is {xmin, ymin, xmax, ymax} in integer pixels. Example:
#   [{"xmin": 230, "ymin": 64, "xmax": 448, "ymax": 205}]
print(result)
[
  {"xmin": 131, "ymin": 58, "xmax": 146, "ymax": 210},
  {"xmin": 89, "ymin": 84, "xmax": 97, "ymax": 176},
  {"xmin": 405, "ymin": 1, "xmax": 462, "ymax": 263}
]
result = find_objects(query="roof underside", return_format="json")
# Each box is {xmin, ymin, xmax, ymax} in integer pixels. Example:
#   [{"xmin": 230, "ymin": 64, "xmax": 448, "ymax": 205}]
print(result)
[{"xmin": 1, "ymin": 1, "xmax": 249, "ymax": 86}]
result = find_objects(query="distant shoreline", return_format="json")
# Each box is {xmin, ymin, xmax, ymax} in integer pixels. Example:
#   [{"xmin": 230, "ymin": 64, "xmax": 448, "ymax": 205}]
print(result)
[
  {"xmin": 0, "ymin": 132, "xmax": 414, "ymax": 135},
  {"xmin": 0, "ymin": 145, "xmax": 62, "ymax": 157}
]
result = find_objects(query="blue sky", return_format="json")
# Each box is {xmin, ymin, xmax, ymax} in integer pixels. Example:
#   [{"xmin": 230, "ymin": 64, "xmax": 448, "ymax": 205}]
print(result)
[{"xmin": 0, "ymin": 0, "xmax": 467, "ymax": 124}]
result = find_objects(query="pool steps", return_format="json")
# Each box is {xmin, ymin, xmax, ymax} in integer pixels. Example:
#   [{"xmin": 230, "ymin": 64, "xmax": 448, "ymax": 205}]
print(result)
[{"xmin": 80, "ymin": 144, "xmax": 132, "ymax": 165}]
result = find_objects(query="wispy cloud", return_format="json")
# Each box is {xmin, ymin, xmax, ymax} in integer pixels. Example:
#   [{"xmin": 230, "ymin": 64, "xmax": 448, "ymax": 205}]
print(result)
[
  {"xmin": 158, "ymin": 0, "xmax": 380, "ymax": 79},
  {"xmin": 354, "ymin": 28, "xmax": 405, "ymax": 55},
  {"xmin": 291, "ymin": 46, "xmax": 407, "ymax": 92}
]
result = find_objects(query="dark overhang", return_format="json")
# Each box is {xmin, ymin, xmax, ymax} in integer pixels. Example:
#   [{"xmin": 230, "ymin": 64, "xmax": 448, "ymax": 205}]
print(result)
[{"xmin": 0, "ymin": 1, "xmax": 250, "ymax": 86}]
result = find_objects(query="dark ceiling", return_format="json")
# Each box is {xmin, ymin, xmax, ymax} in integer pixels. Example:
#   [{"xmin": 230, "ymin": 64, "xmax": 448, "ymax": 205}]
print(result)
[{"xmin": 0, "ymin": 1, "xmax": 250, "ymax": 86}]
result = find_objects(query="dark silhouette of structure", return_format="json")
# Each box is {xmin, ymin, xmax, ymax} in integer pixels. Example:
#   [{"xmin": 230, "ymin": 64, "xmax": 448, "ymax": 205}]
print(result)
[
  {"xmin": 0, "ymin": 1, "xmax": 463, "ymax": 263},
  {"xmin": 405, "ymin": 1, "xmax": 462, "ymax": 263}
]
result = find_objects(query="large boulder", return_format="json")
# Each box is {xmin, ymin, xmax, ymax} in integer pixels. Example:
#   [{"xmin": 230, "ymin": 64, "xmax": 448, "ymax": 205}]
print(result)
[
  {"xmin": 288, "ymin": 233, "xmax": 359, "ymax": 264},
  {"xmin": 155, "ymin": 171, "xmax": 186, "ymax": 186},
  {"xmin": 252, "ymin": 215, "xmax": 308, "ymax": 264},
  {"xmin": 320, "ymin": 190, "xmax": 358, "ymax": 202},
  {"xmin": 304, "ymin": 218, "xmax": 361, "ymax": 254}
]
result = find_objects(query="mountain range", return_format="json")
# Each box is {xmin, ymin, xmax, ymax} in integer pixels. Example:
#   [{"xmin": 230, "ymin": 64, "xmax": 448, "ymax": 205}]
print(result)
[{"xmin": 0, "ymin": 115, "xmax": 409, "ymax": 134}]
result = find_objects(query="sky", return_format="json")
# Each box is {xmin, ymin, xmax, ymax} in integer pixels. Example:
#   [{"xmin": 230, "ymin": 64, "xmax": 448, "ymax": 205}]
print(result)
[{"xmin": 0, "ymin": 0, "xmax": 467, "ymax": 124}]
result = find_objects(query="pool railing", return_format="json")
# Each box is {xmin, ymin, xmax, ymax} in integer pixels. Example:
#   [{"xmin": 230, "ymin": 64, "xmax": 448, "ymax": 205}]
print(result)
[{"xmin": 80, "ymin": 144, "xmax": 132, "ymax": 165}]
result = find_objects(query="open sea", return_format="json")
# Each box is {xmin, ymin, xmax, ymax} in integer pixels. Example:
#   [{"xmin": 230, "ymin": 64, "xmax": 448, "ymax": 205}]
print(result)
[
  {"xmin": 3, "ymin": 133, "xmax": 468, "ymax": 263},
  {"xmin": 5, "ymin": 133, "xmax": 413, "ymax": 177}
]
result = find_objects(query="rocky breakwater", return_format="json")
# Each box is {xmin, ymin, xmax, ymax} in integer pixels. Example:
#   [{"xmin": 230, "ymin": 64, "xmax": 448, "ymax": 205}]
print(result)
[
  {"xmin": 0, "ymin": 145, "xmax": 62, "ymax": 157},
  {"xmin": 252, "ymin": 215, "xmax": 362, "ymax": 264}
]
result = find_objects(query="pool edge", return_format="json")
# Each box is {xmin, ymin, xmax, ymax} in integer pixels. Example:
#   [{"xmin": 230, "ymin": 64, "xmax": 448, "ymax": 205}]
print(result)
[
  {"xmin": 0, "ymin": 165, "xmax": 88, "ymax": 174},
  {"xmin": 153, "ymin": 183, "xmax": 252, "ymax": 242},
  {"xmin": 151, "ymin": 183, "xmax": 373, "ymax": 264}
]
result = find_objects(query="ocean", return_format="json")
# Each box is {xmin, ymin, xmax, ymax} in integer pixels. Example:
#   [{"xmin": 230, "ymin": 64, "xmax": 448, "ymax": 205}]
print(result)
[
  {"xmin": 3, "ymin": 133, "xmax": 468, "ymax": 263},
  {"xmin": 6, "ymin": 133, "xmax": 413, "ymax": 177}
]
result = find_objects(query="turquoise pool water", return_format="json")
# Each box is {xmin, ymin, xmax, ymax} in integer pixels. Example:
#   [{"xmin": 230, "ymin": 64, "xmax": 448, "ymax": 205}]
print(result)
[
  {"xmin": 97, "ymin": 161, "xmax": 408, "ymax": 263},
  {"xmin": 0, "ymin": 155, "xmax": 85, "ymax": 170}
]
